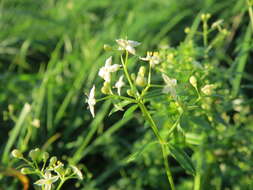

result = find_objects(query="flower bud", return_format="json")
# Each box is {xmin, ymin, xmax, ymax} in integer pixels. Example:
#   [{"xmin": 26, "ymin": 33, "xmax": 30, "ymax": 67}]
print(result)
[
  {"xmin": 11, "ymin": 149, "xmax": 23, "ymax": 159},
  {"xmin": 127, "ymin": 89, "xmax": 135, "ymax": 97},
  {"xmin": 184, "ymin": 27, "xmax": 190, "ymax": 34},
  {"xmin": 189, "ymin": 76, "xmax": 197, "ymax": 88},
  {"xmin": 135, "ymin": 76, "xmax": 147, "ymax": 87},
  {"xmin": 21, "ymin": 168, "xmax": 33, "ymax": 174},
  {"xmin": 201, "ymin": 84, "xmax": 215, "ymax": 95},
  {"xmin": 49, "ymin": 156, "xmax": 57, "ymax": 166},
  {"xmin": 29, "ymin": 148, "xmax": 40, "ymax": 161},
  {"xmin": 103, "ymin": 44, "xmax": 112, "ymax": 51},
  {"xmin": 42, "ymin": 152, "xmax": 49, "ymax": 161},
  {"xmin": 101, "ymin": 82, "xmax": 111, "ymax": 95}
]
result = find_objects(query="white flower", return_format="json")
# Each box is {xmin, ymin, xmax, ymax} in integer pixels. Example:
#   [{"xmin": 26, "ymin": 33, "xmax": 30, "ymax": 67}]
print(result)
[
  {"xmin": 140, "ymin": 52, "xmax": 160, "ymax": 67},
  {"xmin": 162, "ymin": 74, "xmax": 177, "ymax": 96},
  {"xmin": 86, "ymin": 85, "xmax": 96, "ymax": 117},
  {"xmin": 70, "ymin": 165, "xmax": 83, "ymax": 180},
  {"xmin": 99, "ymin": 56, "xmax": 121, "ymax": 82},
  {"xmin": 116, "ymin": 39, "xmax": 141, "ymax": 55},
  {"xmin": 34, "ymin": 171, "xmax": 59, "ymax": 190},
  {"xmin": 114, "ymin": 75, "xmax": 125, "ymax": 95},
  {"xmin": 201, "ymin": 84, "xmax": 215, "ymax": 95}
]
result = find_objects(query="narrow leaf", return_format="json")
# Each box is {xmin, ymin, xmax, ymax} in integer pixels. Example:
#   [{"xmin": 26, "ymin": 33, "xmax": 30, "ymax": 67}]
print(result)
[
  {"xmin": 123, "ymin": 104, "xmax": 138, "ymax": 119},
  {"xmin": 168, "ymin": 144, "xmax": 196, "ymax": 175},
  {"xmin": 126, "ymin": 141, "xmax": 158, "ymax": 163}
]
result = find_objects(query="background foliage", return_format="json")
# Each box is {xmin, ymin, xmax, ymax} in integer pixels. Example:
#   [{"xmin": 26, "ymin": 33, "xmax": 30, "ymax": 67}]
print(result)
[{"xmin": 0, "ymin": 0, "xmax": 252, "ymax": 189}]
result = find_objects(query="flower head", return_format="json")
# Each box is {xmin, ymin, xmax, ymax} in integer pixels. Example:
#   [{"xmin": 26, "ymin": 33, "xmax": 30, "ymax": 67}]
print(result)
[
  {"xmin": 86, "ymin": 85, "xmax": 96, "ymax": 117},
  {"xmin": 114, "ymin": 75, "xmax": 125, "ymax": 95},
  {"xmin": 99, "ymin": 56, "xmax": 121, "ymax": 82},
  {"xmin": 140, "ymin": 51, "xmax": 161, "ymax": 67},
  {"xmin": 116, "ymin": 39, "xmax": 141, "ymax": 55},
  {"xmin": 34, "ymin": 171, "xmax": 59, "ymax": 190},
  {"xmin": 162, "ymin": 74, "xmax": 177, "ymax": 97}
]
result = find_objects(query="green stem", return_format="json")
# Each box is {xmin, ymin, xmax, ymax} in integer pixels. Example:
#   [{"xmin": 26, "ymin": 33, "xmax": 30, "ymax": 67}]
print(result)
[
  {"xmin": 247, "ymin": 0, "xmax": 253, "ymax": 31},
  {"xmin": 56, "ymin": 179, "xmax": 65, "ymax": 190},
  {"xmin": 203, "ymin": 20, "xmax": 208, "ymax": 47},
  {"xmin": 121, "ymin": 52, "xmax": 135, "ymax": 92},
  {"xmin": 138, "ymin": 102, "xmax": 175, "ymax": 190}
]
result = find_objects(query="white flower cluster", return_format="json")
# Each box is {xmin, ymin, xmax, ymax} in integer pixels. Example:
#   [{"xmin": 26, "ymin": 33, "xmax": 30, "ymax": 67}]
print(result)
[{"xmin": 86, "ymin": 39, "xmax": 178, "ymax": 117}]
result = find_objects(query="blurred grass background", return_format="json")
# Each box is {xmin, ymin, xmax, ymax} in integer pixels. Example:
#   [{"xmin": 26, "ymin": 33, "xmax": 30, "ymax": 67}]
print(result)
[{"xmin": 0, "ymin": 0, "xmax": 252, "ymax": 189}]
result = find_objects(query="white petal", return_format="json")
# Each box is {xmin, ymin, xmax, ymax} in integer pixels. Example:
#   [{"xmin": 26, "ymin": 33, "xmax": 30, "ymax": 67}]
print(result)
[
  {"xmin": 109, "ymin": 64, "xmax": 121, "ymax": 72},
  {"xmin": 89, "ymin": 85, "xmax": 95, "ymax": 98},
  {"xmin": 71, "ymin": 165, "xmax": 83, "ymax": 180},
  {"xmin": 128, "ymin": 40, "xmax": 141, "ymax": 47},
  {"xmin": 34, "ymin": 179, "xmax": 47, "ymax": 186},
  {"xmin": 126, "ymin": 45, "xmax": 136, "ymax": 55},
  {"xmin": 105, "ymin": 56, "xmax": 112, "ymax": 67}
]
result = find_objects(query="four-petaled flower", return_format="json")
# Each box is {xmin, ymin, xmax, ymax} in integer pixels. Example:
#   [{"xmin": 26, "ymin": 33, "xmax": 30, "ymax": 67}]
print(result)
[
  {"xmin": 34, "ymin": 171, "xmax": 59, "ymax": 190},
  {"xmin": 162, "ymin": 74, "xmax": 177, "ymax": 97},
  {"xmin": 86, "ymin": 85, "xmax": 96, "ymax": 117},
  {"xmin": 114, "ymin": 75, "xmax": 125, "ymax": 95},
  {"xmin": 99, "ymin": 56, "xmax": 121, "ymax": 82},
  {"xmin": 140, "ymin": 51, "xmax": 161, "ymax": 67},
  {"xmin": 116, "ymin": 39, "xmax": 141, "ymax": 55}
]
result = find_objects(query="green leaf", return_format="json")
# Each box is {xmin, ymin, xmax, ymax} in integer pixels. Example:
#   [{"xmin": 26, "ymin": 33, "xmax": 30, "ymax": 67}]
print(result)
[
  {"xmin": 123, "ymin": 104, "xmax": 138, "ymax": 119},
  {"xmin": 126, "ymin": 141, "xmax": 159, "ymax": 163},
  {"xmin": 168, "ymin": 144, "xmax": 195, "ymax": 175},
  {"xmin": 109, "ymin": 100, "xmax": 132, "ymax": 116},
  {"xmin": 185, "ymin": 133, "xmax": 203, "ymax": 145}
]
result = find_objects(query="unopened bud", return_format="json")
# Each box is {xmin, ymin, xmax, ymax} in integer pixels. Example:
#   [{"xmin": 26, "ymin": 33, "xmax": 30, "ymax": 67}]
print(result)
[
  {"xmin": 42, "ymin": 152, "xmax": 49, "ymax": 161},
  {"xmin": 184, "ymin": 27, "xmax": 190, "ymax": 34},
  {"xmin": 21, "ymin": 168, "xmax": 32, "ymax": 174},
  {"xmin": 189, "ymin": 76, "xmax": 197, "ymax": 88},
  {"xmin": 135, "ymin": 76, "xmax": 147, "ymax": 87},
  {"xmin": 127, "ymin": 89, "xmax": 135, "ymax": 97},
  {"xmin": 101, "ymin": 82, "xmax": 111, "ymax": 95},
  {"xmin": 29, "ymin": 148, "xmax": 40, "ymax": 161},
  {"xmin": 50, "ymin": 156, "xmax": 57, "ymax": 166},
  {"xmin": 103, "ymin": 44, "xmax": 112, "ymax": 51},
  {"xmin": 11, "ymin": 149, "xmax": 23, "ymax": 159}
]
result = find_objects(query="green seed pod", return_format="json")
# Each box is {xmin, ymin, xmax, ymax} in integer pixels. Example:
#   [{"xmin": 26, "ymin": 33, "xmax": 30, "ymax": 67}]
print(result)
[{"xmin": 11, "ymin": 149, "xmax": 23, "ymax": 159}]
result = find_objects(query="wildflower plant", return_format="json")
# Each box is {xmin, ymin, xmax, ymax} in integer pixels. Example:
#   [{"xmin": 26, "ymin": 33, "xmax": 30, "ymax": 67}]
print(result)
[
  {"xmin": 85, "ymin": 15, "xmax": 234, "ymax": 189},
  {"xmin": 11, "ymin": 148, "xmax": 83, "ymax": 190}
]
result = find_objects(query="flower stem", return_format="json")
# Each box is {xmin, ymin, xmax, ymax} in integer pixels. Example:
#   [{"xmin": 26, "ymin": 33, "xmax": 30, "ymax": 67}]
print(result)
[{"xmin": 138, "ymin": 102, "xmax": 175, "ymax": 190}]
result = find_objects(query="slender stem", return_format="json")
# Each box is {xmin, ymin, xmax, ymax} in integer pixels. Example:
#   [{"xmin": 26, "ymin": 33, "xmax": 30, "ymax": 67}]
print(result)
[
  {"xmin": 56, "ymin": 179, "xmax": 65, "ymax": 190},
  {"xmin": 121, "ymin": 52, "xmax": 135, "ymax": 93},
  {"xmin": 203, "ymin": 20, "xmax": 208, "ymax": 47},
  {"xmin": 138, "ymin": 102, "xmax": 175, "ymax": 190},
  {"xmin": 247, "ymin": 0, "xmax": 253, "ymax": 31}
]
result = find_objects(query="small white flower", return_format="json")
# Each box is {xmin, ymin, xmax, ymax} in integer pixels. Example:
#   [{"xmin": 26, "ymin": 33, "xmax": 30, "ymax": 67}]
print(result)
[
  {"xmin": 116, "ymin": 39, "xmax": 141, "ymax": 55},
  {"xmin": 201, "ymin": 84, "xmax": 215, "ymax": 95},
  {"xmin": 70, "ymin": 165, "xmax": 83, "ymax": 180},
  {"xmin": 114, "ymin": 75, "xmax": 125, "ymax": 95},
  {"xmin": 140, "ymin": 52, "xmax": 160, "ymax": 67},
  {"xmin": 162, "ymin": 74, "xmax": 177, "ymax": 96},
  {"xmin": 86, "ymin": 85, "xmax": 96, "ymax": 117},
  {"xmin": 34, "ymin": 171, "xmax": 59, "ymax": 190},
  {"xmin": 99, "ymin": 56, "xmax": 121, "ymax": 82}
]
